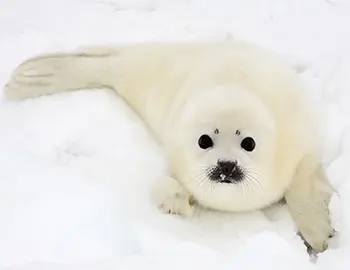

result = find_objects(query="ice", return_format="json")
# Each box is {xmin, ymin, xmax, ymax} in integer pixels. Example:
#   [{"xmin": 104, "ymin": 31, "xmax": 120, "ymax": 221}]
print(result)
[{"xmin": 0, "ymin": 0, "xmax": 349, "ymax": 269}]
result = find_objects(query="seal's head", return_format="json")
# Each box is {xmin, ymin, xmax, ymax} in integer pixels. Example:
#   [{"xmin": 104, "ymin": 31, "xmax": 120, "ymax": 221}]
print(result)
[{"xmin": 170, "ymin": 85, "xmax": 282, "ymax": 212}]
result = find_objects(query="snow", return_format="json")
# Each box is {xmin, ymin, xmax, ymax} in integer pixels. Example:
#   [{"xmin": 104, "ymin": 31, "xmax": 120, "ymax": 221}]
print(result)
[{"xmin": 0, "ymin": 0, "xmax": 349, "ymax": 269}]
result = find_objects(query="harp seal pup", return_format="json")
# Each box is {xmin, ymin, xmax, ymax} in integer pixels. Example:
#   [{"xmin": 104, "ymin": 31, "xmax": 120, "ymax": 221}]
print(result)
[{"xmin": 3, "ymin": 41, "xmax": 335, "ymax": 253}]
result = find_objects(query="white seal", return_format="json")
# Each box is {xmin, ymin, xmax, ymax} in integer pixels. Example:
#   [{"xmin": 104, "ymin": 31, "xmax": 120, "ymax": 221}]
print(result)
[{"xmin": 4, "ymin": 41, "xmax": 335, "ymax": 253}]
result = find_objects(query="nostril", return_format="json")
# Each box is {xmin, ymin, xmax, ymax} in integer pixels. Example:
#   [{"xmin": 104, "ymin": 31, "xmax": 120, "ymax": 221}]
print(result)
[
  {"xmin": 218, "ymin": 160, "xmax": 236, "ymax": 176},
  {"xmin": 223, "ymin": 165, "xmax": 230, "ymax": 174}
]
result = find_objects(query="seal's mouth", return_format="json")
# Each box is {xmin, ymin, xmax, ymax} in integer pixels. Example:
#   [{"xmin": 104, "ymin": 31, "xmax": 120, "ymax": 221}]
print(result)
[{"xmin": 207, "ymin": 160, "xmax": 245, "ymax": 184}]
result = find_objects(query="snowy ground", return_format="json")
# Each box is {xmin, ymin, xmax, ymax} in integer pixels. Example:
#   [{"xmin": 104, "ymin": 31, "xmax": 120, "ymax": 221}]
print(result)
[{"xmin": 0, "ymin": 0, "xmax": 349, "ymax": 269}]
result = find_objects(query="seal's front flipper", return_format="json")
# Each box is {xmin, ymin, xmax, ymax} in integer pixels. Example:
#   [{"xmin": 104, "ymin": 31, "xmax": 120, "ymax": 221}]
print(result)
[
  {"xmin": 151, "ymin": 175, "xmax": 195, "ymax": 217},
  {"xmin": 285, "ymin": 153, "xmax": 336, "ymax": 254}
]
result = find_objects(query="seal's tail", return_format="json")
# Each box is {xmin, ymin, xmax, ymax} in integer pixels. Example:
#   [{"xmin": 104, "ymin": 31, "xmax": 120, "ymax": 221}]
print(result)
[{"xmin": 4, "ymin": 47, "xmax": 120, "ymax": 100}]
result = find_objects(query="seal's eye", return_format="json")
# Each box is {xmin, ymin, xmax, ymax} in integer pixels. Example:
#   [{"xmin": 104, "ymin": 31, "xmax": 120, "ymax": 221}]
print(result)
[
  {"xmin": 198, "ymin": 134, "xmax": 213, "ymax": 149},
  {"xmin": 241, "ymin": 137, "xmax": 255, "ymax": 152}
]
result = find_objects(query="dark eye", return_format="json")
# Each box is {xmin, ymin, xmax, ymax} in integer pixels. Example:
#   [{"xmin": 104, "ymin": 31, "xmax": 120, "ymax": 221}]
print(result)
[
  {"xmin": 198, "ymin": 134, "xmax": 213, "ymax": 149},
  {"xmin": 241, "ymin": 137, "xmax": 255, "ymax": 152}
]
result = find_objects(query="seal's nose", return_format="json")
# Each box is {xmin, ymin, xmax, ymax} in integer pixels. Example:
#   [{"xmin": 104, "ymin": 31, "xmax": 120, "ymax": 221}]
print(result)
[{"xmin": 217, "ymin": 160, "xmax": 236, "ymax": 176}]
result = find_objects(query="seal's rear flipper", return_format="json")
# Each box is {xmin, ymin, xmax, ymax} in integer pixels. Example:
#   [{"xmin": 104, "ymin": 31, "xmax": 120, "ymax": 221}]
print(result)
[{"xmin": 4, "ymin": 50, "xmax": 119, "ymax": 100}]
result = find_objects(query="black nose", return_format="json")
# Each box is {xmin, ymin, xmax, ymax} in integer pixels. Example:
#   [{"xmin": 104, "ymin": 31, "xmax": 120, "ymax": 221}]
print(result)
[{"xmin": 217, "ymin": 160, "xmax": 236, "ymax": 176}]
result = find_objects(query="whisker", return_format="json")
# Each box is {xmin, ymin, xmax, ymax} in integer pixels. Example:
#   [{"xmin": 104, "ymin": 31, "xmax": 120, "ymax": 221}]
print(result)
[
  {"xmin": 245, "ymin": 173, "xmax": 262, "ymax": 193},
  {"xmin": 240, "ymin": 166, "xmax": 264, "ymax": 196}
]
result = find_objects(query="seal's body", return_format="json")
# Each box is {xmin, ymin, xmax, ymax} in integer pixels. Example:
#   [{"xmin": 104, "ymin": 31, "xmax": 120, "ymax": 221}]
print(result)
[{"xmin": 4, "ymin": 41, "xmax": 335, "ymax": 253}]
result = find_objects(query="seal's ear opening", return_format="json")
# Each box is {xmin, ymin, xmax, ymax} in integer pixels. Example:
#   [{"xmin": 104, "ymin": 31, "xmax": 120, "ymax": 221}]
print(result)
[{"xmin": 284, "ymin": 153, "xmax": 336, "ymax": 254}]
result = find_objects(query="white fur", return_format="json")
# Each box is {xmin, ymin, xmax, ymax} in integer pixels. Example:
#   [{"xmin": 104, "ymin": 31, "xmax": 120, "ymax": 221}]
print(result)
[{"xmin": 3, "ymin": 41, "xmax": 335, "ymax": 253}]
